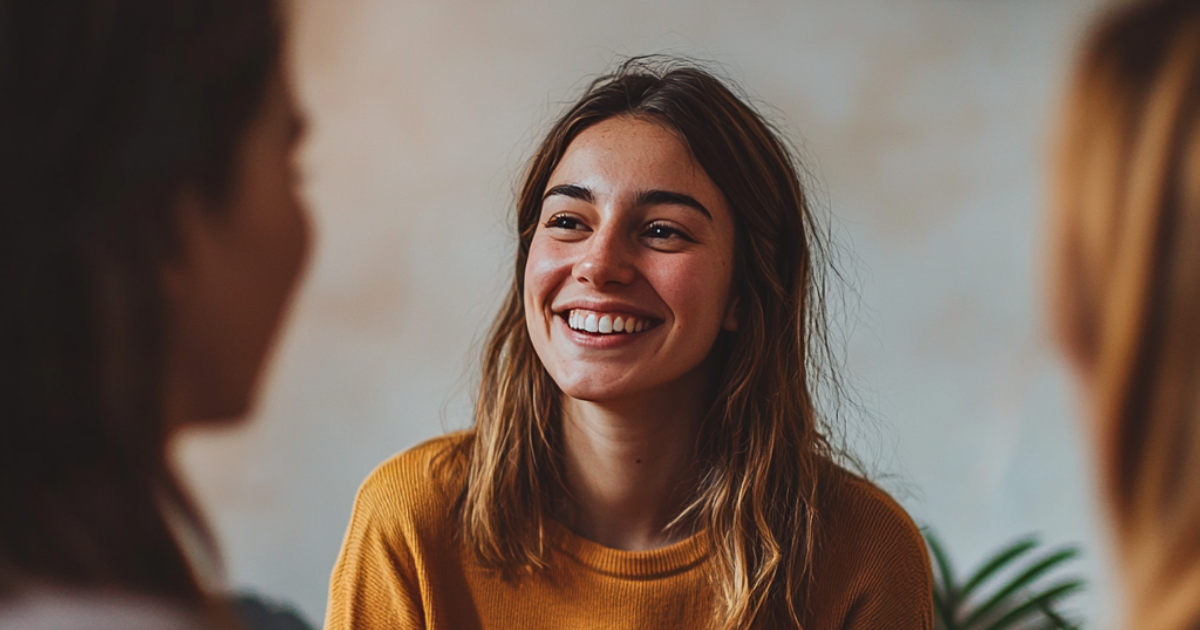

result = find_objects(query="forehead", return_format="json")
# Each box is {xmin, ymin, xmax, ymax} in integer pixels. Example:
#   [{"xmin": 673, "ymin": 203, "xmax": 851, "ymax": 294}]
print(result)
[{"xmin": 547, "ymin": 116, "xmax": 725, "ymax": 205}]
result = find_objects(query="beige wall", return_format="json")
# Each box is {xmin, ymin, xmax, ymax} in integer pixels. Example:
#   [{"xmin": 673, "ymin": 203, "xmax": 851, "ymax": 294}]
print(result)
[{"xmin": 176, "ymin": 0, "xmax": 1117, "ymax": 624}]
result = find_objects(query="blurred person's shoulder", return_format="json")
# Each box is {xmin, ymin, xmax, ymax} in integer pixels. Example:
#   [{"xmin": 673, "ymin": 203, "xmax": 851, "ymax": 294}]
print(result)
[
  {"xmin": 0, "ymin": 588, "xmax": 211, "ymax": 630},
  {"xmin": 352, "ymin": 431, "xmax": 471, "ymax": 534}
]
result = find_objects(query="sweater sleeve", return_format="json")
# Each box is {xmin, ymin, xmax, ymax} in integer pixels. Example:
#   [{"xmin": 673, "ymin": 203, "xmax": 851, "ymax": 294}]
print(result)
[{"xmin": 325, "ymin": 466, "xmax": 426, "ymax": 630}]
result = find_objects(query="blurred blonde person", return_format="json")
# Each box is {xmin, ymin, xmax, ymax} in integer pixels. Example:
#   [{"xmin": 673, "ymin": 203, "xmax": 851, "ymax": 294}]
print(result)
[{"xmin": 1051, "ymin": 1, "xmax": 1200, "ymax": 629}]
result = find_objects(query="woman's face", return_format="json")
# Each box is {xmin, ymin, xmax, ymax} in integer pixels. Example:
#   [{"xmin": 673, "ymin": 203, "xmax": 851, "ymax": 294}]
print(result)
[
  {"xmin": 524, "ymin": 116, "xmax": 738, "ymax": 405},
  {"xmin": 163, "ymin": 66, "xmax": 310, "ymax": 424}
]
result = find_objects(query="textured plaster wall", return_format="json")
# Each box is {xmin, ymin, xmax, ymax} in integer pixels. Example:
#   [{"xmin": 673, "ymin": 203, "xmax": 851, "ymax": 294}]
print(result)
[{"xmin": 176, "ymin": 0, "xmax": 1120, "ymax": 625}]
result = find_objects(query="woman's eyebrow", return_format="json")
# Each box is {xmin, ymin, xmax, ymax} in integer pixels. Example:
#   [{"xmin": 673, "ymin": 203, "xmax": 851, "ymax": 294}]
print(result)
[
  {"xmin": 543, "ymin": 184, "xmax": 593, "ymax": 203},
  {"xmin": 638, "ymin": 190, "xmax": 712, "ymax": 220}
]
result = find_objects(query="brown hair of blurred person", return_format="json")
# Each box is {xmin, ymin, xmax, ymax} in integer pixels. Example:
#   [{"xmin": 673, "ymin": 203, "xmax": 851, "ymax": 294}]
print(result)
[
  {"xmin": 1051, "ymin": 1, "xmax": 1200, "ymax": 629},
  {"xmin": 0, "ymin": 0, "xmax": 307, "ymax": 622}
]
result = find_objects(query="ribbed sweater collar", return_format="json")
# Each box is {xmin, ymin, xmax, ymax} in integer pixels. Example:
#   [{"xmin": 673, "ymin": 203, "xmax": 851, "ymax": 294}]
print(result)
[{"xmin": 546, "ymin": 519, "xmax": 711, "ymax": 579}]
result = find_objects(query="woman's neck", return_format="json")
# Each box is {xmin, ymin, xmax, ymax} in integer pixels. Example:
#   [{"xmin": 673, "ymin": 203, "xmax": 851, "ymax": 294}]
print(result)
[{"xmin": 558, "ymin": 373, "xmax": 713, "ymax": 551}]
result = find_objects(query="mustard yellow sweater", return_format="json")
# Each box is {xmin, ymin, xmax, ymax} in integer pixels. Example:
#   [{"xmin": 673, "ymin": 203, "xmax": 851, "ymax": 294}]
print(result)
[{"xmin": 325, "ymin": 433, "xmax": 933, "ymax": 630}]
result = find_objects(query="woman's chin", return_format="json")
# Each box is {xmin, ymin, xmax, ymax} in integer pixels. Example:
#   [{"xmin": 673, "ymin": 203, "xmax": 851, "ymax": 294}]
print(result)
[
  {"xmin": 169, "ymin": 385, "xmax": 261, "ymax": 431},
  {"xmin": 555, "ymin": 378, "xmax": 643, "ymax": 405}
]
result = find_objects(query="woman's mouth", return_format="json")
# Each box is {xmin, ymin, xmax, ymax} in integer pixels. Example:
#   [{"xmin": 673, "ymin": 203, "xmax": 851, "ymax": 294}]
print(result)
[{"xmin": 564, "ymin": 308, "xmax": 657, "ymax": 335}]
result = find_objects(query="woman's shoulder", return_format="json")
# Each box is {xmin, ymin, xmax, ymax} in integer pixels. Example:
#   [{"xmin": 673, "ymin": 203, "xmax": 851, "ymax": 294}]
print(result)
[
  {"xmin": 813, "ymin": 459, "xmax": 930, "ymax": 575},
  {"xmin": 352, "ymin": 431, "xmax": 471, "ymax": 532},
  {"xmin": 807, "ymin": 461, "xmax": 934, "ymax": 626},
  {"xmin": 329, "ymin": 432, "xmax": 472, "ymax": 625}
]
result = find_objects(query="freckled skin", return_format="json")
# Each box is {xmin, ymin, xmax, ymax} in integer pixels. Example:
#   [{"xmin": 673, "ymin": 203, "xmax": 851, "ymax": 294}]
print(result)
[{"xmin": 523, "ymin": 116, "xmax": 738, "ymax": 407}]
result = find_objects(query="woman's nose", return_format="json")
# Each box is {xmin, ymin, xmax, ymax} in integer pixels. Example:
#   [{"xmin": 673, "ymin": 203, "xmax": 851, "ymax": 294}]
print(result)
[{"xmin": 573, "ymin": 226, "xmax": 636, "ymax": 287}]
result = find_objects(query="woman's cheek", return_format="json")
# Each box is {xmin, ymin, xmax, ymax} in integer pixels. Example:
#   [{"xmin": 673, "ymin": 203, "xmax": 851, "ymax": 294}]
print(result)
[
  {"xmin": 660, "ymin": 258, "xmax": 733, "ymax": 328},
  {"xmin": 525, "ymin": 240, "xmax": 571, "ymax": 298}
]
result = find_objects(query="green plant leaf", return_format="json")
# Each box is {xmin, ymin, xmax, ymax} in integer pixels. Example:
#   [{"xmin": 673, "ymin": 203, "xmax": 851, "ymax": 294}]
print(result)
[
  {"xmin": 963, "ymin": 548, "xmax": 1082, "ymax": 626},
  {"xmin": 1025, "ymin": 616, "xmax": 1079, "ymax": 630},
  {"xmin": 924, "ymin": 530, "xmax": 960, "ymax": 609},
  {"xmin": 960, "ymin": 537, "xmax": 1039, "ymax": 600},
  {"xmin": 932, "ymin": 583, "xmax": 956, "ymax": 630},
  {"xmin": 979, "ymin": 580, "xmax": 1084, "ymax": 630},
  {"xmin": 923, "ymin": 530, "xmax": 1085, "ymax": 630},
  {"xmin": 1037, "ymin": 600, "xmax": 1078, "ymax": 630}
]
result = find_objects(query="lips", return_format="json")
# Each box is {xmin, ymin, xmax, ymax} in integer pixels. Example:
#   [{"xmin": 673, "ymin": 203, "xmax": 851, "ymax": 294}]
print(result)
[{"xmin": 564, "ymin": 308, "xmax": 656, "ymax": 335}]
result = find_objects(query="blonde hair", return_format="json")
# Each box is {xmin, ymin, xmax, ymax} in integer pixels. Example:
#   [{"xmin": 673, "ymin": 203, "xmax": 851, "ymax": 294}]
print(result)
[
  {"xmin": 456, "ymin": 58, "xmax": 839, "ymax": 629},
  {"xmin": 1051, "ymin": 1, "xmax": 1200, "ymax": 628}
]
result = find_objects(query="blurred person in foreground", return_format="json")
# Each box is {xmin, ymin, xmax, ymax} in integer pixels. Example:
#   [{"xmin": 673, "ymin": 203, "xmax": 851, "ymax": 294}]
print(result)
[
  {"xmin": 1051, "ymin": 0, "xmax": 1200, "ymax": 629},
  {"xmin": 0, "ymin": 0, "xmax": 309, "ymax": 628},
  {"xmin": 326, "ymin": 58, "xmax": 932, "ymax": 630}
]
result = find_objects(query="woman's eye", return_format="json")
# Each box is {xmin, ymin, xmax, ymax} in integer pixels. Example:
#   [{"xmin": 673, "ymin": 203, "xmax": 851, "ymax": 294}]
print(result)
[
  {"xmin": 545, "ymin": 214, "xmax": 587, "ymax": 230},
  {"xmin": 644, "ymin": 222, "xmax": 692, "ymax": 242}
]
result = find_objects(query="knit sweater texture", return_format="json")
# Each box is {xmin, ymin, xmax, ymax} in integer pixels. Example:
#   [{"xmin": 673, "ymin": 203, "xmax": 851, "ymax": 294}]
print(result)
[{"xmin": 325, "ymin": 432, "xmax": 933, "ymax": 630}]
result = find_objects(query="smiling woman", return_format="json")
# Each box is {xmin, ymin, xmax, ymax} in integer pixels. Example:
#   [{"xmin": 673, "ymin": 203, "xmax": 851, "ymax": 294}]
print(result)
[
  {"xmin": 326, "ymin": 58, "xmax": 932, "ymax": 630},
  {"xmin": 525, "ymin": 117, "xmax": 739, "ymax": 413}
]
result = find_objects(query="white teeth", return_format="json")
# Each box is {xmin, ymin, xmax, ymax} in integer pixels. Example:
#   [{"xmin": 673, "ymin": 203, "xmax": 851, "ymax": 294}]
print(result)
[{"xmin": 566, "ymin": 309, "xmax": 652, "ymax": 335}]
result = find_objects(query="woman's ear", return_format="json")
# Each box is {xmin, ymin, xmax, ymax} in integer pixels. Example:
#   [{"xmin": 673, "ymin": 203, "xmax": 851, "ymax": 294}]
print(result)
[{"xmin": 722, "ymin": 295, "xmax": 739, "ymax": 332}]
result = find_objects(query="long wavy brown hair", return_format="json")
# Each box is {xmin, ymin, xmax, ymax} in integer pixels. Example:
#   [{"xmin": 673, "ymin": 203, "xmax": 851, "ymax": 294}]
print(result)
[
  {"xmin": 458, "ymin": 57, "xmax": 840, "ymax": 629},
  {"xmin": 1051, "ymin": 1, "xmax": 1200, "ymax": 629}
]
